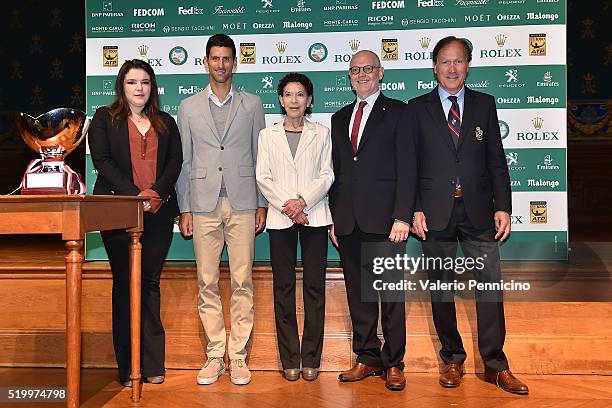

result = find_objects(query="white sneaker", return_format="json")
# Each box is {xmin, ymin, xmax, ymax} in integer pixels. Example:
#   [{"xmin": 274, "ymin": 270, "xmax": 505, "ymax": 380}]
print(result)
[
  {"xmin": 229, "ymin": 359, "xmax": 251, "ymax": 385},
  {"xmin": 197, "ymin": 357, "xmax": 225, "ymax": 385}
]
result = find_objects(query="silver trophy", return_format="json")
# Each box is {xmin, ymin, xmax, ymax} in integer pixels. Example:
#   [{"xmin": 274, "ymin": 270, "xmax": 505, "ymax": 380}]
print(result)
[{"xmin": 15, "ymin": 108, "xmax": 89, "ymax": 194}]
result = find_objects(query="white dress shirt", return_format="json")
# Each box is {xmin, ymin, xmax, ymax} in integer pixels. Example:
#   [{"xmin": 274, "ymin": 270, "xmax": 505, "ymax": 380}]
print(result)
[{"xmin": 348, "ymin": 90, "xmax": 380, "ymax": 147}]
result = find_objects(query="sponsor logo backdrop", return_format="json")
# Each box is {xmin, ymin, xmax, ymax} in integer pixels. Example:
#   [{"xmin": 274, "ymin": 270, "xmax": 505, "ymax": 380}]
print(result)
[{"xmin": 86, "ymin": 0, "xmax": 567, "ymax": 260}]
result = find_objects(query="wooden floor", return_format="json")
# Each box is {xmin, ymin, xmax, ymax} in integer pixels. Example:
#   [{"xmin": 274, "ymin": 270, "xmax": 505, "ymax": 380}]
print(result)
[{"xmin": 1, "ymin": 368, "xmax": 612, "ymax": 408}]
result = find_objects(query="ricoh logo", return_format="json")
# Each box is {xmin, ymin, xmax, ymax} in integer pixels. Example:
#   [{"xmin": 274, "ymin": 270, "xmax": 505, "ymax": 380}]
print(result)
[
  {"xmin": 368, "ymin": 15, "xmax": 394, "ymax": 24},
  {"xmin": 417, "ymin": 80, "xmax": 436, "ymax": 90},
  {"xmin": 380, "ymin": 82, "xmax": 405, "ymax": 91},
  {"xmin": 178, "ymin": 85, "xmax": 204, "ymax": 95},
  {"xmin": 133, "ymin": 8, "xmax": 164, "ymax": 17},
  {"xmin": 178, "ymin": 6, "xmax": 204, "ymax": 15},
  {"xmin": 132, "ymin": 22, "xmax": 155, "ymax": 31},
  {"xmin": 417, "ymin": 0, "xmax": 444, "ymax": 6},
  {"xmin": 372, "ymin": 0, "xmax": 405, "ymax": 8}
]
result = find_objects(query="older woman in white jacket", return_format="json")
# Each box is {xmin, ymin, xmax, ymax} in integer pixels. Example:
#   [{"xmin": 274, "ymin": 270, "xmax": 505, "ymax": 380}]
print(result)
[{"xmin": 256, "ymin": 73, "xmax": 334, "ymax": 382}]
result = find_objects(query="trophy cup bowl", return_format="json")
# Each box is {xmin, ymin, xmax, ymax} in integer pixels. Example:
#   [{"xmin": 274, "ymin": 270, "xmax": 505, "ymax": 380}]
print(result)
[{"xmin": 15, "ymin": 108, "xmax": 90, "ymax": 195}]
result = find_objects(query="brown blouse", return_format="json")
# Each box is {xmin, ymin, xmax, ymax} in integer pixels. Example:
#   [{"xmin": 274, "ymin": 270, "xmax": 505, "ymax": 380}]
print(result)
[{"xmin": 128, "ymin": 118, "xmax": 161, "ymax": 212}]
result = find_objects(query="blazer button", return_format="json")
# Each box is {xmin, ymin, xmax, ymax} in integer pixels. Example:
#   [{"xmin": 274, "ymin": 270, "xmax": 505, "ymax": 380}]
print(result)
[
  {"xmin": 218, "ymin": 167, "xmax": 222, "ymax": 171},
  {"xmin": 220, "ymin": 146, "xmax": 224, "ymax": 150},
  {"xmin": 449, "ymin": 180, "xmax": 455, "ymax": 185},
  {"xmin": 353, "ymin": 156, "xmax": 358, "ymax": 162}
]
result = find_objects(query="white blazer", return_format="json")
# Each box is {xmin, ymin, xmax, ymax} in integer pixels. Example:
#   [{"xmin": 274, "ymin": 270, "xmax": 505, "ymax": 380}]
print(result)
[{"xmin": 256, "ymin": 120, "xmax": 334, "ymax": 229}]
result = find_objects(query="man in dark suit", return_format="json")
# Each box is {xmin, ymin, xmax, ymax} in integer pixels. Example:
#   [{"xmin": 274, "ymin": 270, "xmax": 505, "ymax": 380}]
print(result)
[
  {"xmin": 329, "ymin": 50, "xmax": 412, "ymax": 391},
  {"xmin": 407, "ymin": 36, "xmax": 528, "ymax": 395}
]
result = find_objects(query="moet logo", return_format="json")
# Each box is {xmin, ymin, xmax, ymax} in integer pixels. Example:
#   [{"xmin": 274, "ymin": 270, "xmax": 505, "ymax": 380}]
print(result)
[
  {"xmin": 530, "ymin": 201, "xmax": 547, "ymax": 223},
  {"xmin": 240, "ymin": 43, "xmax": 256, "ymax": 64},
  {"xmin": 529, "ymin": 33, "xmax": 547, "ymax": 56},
  {"xmin": 381, "ymin": 38, "xmax": 398, "ymax": 60}
]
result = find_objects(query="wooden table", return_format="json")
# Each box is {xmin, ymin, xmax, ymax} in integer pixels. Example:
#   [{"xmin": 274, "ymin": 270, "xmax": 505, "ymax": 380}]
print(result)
[{"xmin": 0, "ymin": 195, "xmax": 147, "ymax": 408}]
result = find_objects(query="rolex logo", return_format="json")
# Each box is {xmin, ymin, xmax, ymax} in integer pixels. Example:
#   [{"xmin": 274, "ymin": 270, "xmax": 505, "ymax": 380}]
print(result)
[
  {"xmin": 419, "ymin": 37, "xmax": 431, "ymax": 49},
  {"xmin": 349, "ymin": 39, "xmax": 360, "ymax": 53},
  {"xmin": 532, "ymin": 117, "xmax": 543, "ymax": 130},
  {"xmin": 276, "ymin": 41, "xmax": 287, "ymax": 54},
  {"xmin": 495, "ymin": 34, "xmax": 507, "ymax": 47},
  {"xmin": 138, "ymin": 45, "xmax": 149, "ymax": 57}
]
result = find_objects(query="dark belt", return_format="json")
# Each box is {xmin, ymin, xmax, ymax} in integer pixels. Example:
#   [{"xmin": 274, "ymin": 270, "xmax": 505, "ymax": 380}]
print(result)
[{"xmin": 454, "ymin": 187, "xmax": 463, "ymax": 198}]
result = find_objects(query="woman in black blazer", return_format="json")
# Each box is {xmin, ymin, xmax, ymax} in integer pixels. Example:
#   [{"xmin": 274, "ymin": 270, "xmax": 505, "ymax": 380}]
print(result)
[{"xmin": 88, "ymin": 59, "xmax": 182, "ymax": 386}]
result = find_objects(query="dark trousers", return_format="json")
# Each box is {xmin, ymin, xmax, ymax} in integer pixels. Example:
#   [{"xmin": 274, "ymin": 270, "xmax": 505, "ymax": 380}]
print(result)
[
  {"xmin": 422, "ymin": 198, "xmax": 509, "ymax": 372},
  {"xmin": 337, "ymin": 225, "xmax": 406, "ymax": 369},
  {"xmin": 268, "ymin": 224, "xmax": 328, "ymax": 370},
  {"xmin": 101, "ymin": 202, "xmax": 174, "ymax": 381}
]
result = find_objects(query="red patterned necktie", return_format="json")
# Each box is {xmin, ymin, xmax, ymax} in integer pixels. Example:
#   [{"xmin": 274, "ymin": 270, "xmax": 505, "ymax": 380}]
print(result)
[
  {"xmin": 350, "ymin": 100, "xmax": 367, "ymax": 154},
  {"xmin": 447, "ymin": 95, "xmax": 461, "ymax": 139}
]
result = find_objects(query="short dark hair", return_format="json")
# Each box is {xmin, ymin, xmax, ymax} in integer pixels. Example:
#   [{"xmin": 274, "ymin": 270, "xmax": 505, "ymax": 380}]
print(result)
[
  {"xmin": 432, "ymin": 36, "xmax": 472, "ymax": 64},
  {"xmin": 277, "ymin": 73, "xmax": 314, "ymax": 116},
  {"xmin": 206, "ymin": 34, "xmax": 236, "ymax": 58}
]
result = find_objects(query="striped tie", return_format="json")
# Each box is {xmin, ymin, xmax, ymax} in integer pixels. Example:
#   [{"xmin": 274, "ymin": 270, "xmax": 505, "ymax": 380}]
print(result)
[{"xmin": 447, "ymin": 95, "xmax": 461, "ymax": 139}]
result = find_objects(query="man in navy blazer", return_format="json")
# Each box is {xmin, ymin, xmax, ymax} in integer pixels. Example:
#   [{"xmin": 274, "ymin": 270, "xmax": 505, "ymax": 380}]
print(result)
[
  {"xmin": 329, "ymin": 50, "xmax": 412, "ymax": 391},
  {"xmin": 408, "ymin": 36, "xmax": 528, "ymax": 395}
]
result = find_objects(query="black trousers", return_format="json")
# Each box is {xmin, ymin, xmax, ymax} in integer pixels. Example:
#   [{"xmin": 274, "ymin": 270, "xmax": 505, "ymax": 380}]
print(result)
[
  {"xmin": 337, "ymin": 225, "xmax": 406, "ymax": 369},
  {"xmin": 268, "ymin": 224, "xmax": 328, "ymax": 370},
  {"xmin": 101, "ymin": 202, "xmax": 174, "ymax": 381},
  {"xmin": 421, "ymin": 198, "xmax": 509, "ymax": 372}
]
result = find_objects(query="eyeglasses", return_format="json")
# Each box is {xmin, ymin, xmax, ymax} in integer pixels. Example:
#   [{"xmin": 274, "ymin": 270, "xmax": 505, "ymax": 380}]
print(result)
[{"xmin": 349, "ymin": 65, "xmax": 381, "ymax": 75}]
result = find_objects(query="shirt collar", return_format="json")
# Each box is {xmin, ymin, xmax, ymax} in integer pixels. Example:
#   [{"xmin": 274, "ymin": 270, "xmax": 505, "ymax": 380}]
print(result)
[
  {"xmin": 438, "ymin": 85, "xmax": 465, "ymax": 103},
  {"xmin": 356, "ymin": 90, "xmax": 380, "ymax": 108},
  {"xmin": 206, "ymin": 84, "xmax": 234, "ymax": 106}
]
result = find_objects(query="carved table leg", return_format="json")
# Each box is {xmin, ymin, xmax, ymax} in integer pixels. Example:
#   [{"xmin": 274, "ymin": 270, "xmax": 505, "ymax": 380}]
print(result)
[
  {"xmin": 128, "ymin": 231, "xmax": 142, "ymax": 401},
  {"xmin": 65, "ymin": 240, "xmax": 83, "ymax": 408}
]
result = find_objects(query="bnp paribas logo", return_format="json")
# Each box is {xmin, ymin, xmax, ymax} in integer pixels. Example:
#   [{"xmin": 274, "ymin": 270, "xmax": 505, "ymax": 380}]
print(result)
[
  {"xmin": 103, "ymin": 1, "xmax": 112, "ymax": 11},
  {"xmin": 536, "ymin": 71, "xmax": 560, "ymax": 87},
  {"xmin": 532, "ymin": 116, "xmax": 544, "ymax": 130},
  {"xmin": 138, "ymin": 45, "xmax": 149, "ymax": 57},
  {"xmin": 530, "ymin": 201, "xmax": 547, "ymax": 224},
  {"xmin": 381, "ymin": 38, "xmax": 398, "ymax": 60},
  {"xmin": 481, "ymin": 34, "xmax": 522, "ymax": 58},
  {"xmin": 498, "ymin": 120, "xmax": 510, "ymax": 140},
  {"xmin": 240, "ymin": 43, "xmax": 256, "ymax": 64}
]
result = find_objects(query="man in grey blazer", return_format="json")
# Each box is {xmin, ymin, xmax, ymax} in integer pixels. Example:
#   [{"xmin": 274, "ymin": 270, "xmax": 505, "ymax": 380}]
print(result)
[{"xmin": 175, "ymin": 34, "xmax": 267, "ymax": 386}]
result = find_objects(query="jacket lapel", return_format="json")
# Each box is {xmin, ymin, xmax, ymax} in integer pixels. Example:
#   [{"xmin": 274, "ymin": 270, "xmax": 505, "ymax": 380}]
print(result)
[
  {"xmin": 200, "ymin": 91, "xmax": 220, "ymax": 141},
  {"xmin": 337, "ymin": 101, "xmax": 354, "ymax": 155},
  {"xmin": 425, "ymin": 87, "xmax": 456, "ymax": 153},
  {"xmin": 268, "ymin": 122, "xmax": 295, "ymax": 166},
  {"xmin": 293, "ymin": 120, "xmax": 316, "ymax": 162},
  {"xmin": 457, "ymin": 87, "xmax": 475, "ymax": 152},
  {"xmin": 356, "ymin": 94, "xmax": 386, "ymax": 154},
  {"xmin": 118, "ymin": 119, "xmax": 133, "ymax": 176},
  {"xmin": 221, "ymin": 90, "xmax": 243, "ymax": 142}
]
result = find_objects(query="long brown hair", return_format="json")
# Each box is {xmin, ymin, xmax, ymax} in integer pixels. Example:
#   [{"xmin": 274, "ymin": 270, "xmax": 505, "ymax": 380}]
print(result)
[{"xmin": 108, "ymin": 59, "xmax": 168, "ymax": 135}]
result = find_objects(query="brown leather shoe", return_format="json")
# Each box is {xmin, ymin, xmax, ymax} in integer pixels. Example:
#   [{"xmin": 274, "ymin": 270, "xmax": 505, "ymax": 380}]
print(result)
[
  {"xmin": 439, "ymin": 363, "xmax": 464, "ymax": 388},
  {"xmin": 338, "ymin": 362, "xmax": 384, "ymax": 382},
  {"xmin": 484, "ymin": 369, "xmax": 529, "ymax": 395},
  {"xmin": 385, "ymin": 367, "xmax": 406, "ymax": 391}
]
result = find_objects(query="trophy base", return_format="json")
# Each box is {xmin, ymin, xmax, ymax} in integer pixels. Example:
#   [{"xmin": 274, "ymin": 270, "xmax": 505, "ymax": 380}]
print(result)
[{"xmin": 21, "ymin": 187, "xmax": 68, "ymax": 195}]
